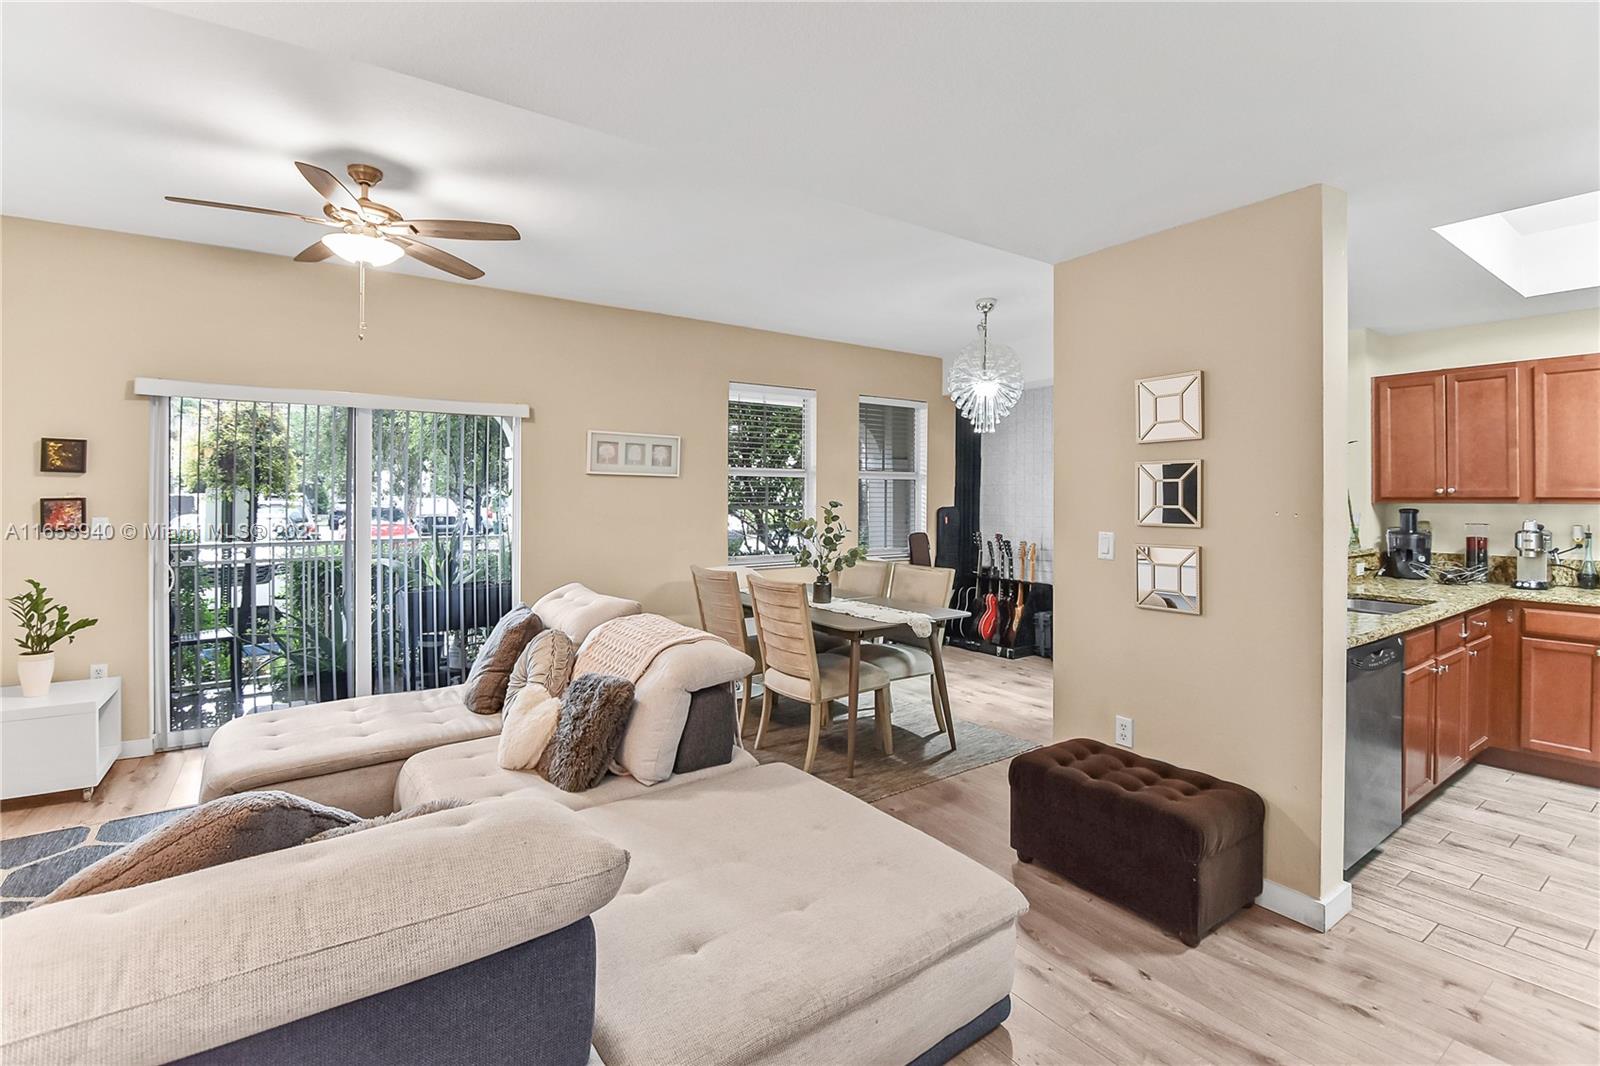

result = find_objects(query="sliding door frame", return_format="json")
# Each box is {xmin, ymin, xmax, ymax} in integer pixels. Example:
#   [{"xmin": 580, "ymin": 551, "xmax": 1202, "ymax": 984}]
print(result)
[{"xmin": 140, "ymin": 379, "xmax": 528, "ymax": 747}]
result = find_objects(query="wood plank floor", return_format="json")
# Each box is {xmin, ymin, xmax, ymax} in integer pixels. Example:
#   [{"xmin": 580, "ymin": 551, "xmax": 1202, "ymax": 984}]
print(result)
[{"xmin": 4, "ymin": 649, "xmax": 1595, "ymax": 1064}]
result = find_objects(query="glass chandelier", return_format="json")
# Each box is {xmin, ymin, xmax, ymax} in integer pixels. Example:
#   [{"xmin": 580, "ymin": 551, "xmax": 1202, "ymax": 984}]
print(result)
[{"xmin": 946, "ymin": 297, "xmax": 1023, "ymax": 433}]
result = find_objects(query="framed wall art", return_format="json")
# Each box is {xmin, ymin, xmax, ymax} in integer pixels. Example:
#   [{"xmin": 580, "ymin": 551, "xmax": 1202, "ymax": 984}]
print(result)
[
  {"xmin": 40, "ymin": 497, "xmax": 88, "ymax": 532},
  {"xmin": 1137, "ymin": 459, "xmax": 1202, "ymax": 527},
  {"xmin": 1136, "ymin": 371, "xmax": 1203, "ymax": 442},
  {"xmin": 1135, "ymin": 544, "xmax": 1201, "ymax": 615},
  {"xmin": 40, "ymin": 437, "xmax": 87, "ymax": 473},
  {"xmin": 587, "ymin": 431, "xmax": 681, "ymax": 477}
]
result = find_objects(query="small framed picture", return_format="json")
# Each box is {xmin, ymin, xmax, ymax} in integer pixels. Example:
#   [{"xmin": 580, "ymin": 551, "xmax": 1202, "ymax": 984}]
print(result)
[
  {"xmin": 587, "ymin": 431, "xmax": 680, "ymax": 477},
  {"xmin": 41, "ymin": 497, "xmax": 88, "ymax": 532},
  {"xmin": 40, "ymin": 437, "xmax": 87, "ymax": 473}
]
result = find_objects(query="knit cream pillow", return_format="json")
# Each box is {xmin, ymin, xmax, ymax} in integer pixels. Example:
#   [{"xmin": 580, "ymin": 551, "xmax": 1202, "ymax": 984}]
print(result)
[{"xmin": 499, "ymin": 689, "xmax": 563, "ymax": 771}]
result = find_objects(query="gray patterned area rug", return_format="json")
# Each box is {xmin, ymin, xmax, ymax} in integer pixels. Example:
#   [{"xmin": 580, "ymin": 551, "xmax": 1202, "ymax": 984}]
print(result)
[
  {"xmin": 745, "ymin": 681, "xmax": 1037, "ymax": 805},
  {"xmin": 1, "ymin": 808, "xmax": 190, "ymax": 916}
]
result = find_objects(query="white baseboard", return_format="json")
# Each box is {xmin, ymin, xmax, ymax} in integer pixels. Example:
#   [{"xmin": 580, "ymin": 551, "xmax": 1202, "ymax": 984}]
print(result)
[
  {"xmin": 1255, "ymin": 878, "xmax": 1352, "ymax": 932},
  {"xmin": 119, "ymin": 738, "xmax": 155, "ymax": 759}
]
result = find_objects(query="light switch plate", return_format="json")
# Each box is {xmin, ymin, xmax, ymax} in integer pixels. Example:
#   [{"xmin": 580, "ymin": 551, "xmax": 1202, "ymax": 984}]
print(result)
[
  {"xmin": 1097, "ymin": 531, "xmax": 1115, "ymax": 560},
  {"xmin": 1114, "ymin": 715, "xmax": 1134, "ymax": 748}
]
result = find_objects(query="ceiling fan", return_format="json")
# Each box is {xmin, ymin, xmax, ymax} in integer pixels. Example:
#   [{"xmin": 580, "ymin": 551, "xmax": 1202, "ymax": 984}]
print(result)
[{"xmin": 167, "ymin": 161, "xmax": 520, "ymax": 337}]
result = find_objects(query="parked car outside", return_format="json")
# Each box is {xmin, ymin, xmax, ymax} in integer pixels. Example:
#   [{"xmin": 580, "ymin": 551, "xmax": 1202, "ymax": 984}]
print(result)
[
  {"xmin": 372, "ymin": 506, "xmax": 416, "ymax": 539},
  {"xmin": 413, "ymin": 496, "xmax": 462, "ymax": 538}
]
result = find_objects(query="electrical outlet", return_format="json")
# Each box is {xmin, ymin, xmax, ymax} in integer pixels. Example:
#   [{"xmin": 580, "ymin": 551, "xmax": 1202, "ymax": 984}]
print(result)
[
  {"xmin": 89, "ymin": 663, "xmax": 109, "ymax": 680},
  {"xmin": 1097, "ymin": 531, "xmax": 1115, "ymax": 560},
  {"xmin": 1114, "ymin": 715, "xmax": 1134, "ymax": 748}
]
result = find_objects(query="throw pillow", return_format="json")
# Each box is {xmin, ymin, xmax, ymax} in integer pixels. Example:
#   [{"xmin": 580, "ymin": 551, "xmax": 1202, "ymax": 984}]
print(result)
[
  {"xmin": 304, "ymin": 798, "xmax": 467, "ymax": 844},
  {"xmin": 40, "ymin": 791, "xmax": 358, "ymax": 904},
  {"xmin": 498, "ymin": 691, "xmax": 564, "ymax": 771},
  {"xmin": 461, "ymin": 603, "xmax": 542, "ymax": 714},
  {"xmin": 502, "ymin": 629, "xmax": 577, "ymax": 712},
  {"xmin": 544, "ymin": 674, "xmax": 636, "ymax": 792}
]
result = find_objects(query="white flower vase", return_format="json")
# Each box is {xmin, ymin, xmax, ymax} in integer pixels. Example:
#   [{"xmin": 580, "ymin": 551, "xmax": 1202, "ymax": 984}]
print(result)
[{"xmin": 18, "ymin": 651, "xmax": 55, "ymax": 698}]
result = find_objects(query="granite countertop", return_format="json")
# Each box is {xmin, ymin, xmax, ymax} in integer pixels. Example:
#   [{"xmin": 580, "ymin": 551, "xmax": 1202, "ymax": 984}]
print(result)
[{"xmin": 1346, "ymin": 576, "xmax": 1600, "ymax": 647}]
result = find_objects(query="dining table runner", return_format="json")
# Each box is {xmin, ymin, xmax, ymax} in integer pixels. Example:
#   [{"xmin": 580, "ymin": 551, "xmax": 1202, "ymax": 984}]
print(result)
[{"xmin": 816, "ymin": 598, "xmax": 934, "ymax": 638}]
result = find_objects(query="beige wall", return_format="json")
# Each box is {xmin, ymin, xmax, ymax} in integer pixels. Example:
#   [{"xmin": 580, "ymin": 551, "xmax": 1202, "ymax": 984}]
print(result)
[
  {"xmin": 1350, "ymin": 309, "xmax": 1600, "ymax": 557},
  {"xmin": 1054, "ymin": 186, "xmax": 1348, "ymax": 901},
  {"xmin": 1, "ymin": 218, "xmax": 954, "ymax": 743}
]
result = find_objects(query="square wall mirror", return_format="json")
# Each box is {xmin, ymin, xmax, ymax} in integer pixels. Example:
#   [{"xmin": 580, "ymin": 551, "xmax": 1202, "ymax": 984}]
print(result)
[
  {"xmin": 1136, "ymin": 371, "xmax": 1203, "ymax": 442},
  {"xmin": 1137, "ymin": 460, "xmax": 1202, "ymax": 527},
  {"xmin": 1136, "ymin": 544, "xmax": 1201, "ymax": 614}
]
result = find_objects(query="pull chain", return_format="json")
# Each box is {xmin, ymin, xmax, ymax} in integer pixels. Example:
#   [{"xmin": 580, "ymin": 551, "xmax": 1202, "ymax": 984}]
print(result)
[{"xmin": 357, "ymin": 260, "xmax": 367, "ymax": 341}]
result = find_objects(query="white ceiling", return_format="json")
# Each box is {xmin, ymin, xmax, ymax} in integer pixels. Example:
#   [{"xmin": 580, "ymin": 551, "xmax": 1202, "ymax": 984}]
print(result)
[{"xmin": 6, "ymin": 3, "xmax": 1598, "ymax": 383}]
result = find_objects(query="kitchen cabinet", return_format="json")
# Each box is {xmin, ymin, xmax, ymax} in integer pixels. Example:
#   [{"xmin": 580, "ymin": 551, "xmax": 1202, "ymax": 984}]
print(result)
[
  {"xmin": 1531, "ymin": 353, "xmax": 1600, "ymax": 500},
  {"xmin": 1372, "ymin": 353, "xmax": 1596, "ymax": 503},
  {"xmin": 1400, "ymin": 612, "xmax": 1486, "ymax": 810},
  {"xmin": 1374, "ymin": 372, "xmax": 1446, "ymax": 502},
  {"xmin": 1519, "ymin": 607, "xmax": 1600, "ymax": 763}
]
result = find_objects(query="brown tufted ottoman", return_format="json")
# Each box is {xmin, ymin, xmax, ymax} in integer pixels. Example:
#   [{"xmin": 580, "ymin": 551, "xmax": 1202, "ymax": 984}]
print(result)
[{"xmin": 1009, "ymin": 738, "xmax": 1264, "ymax": 946}]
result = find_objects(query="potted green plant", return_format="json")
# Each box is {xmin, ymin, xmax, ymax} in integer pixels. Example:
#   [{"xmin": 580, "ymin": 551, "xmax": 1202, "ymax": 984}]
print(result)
[
  {"xmin": 792, "ymin": 500, "xmax": 869, "ymax": 604},
  {"xmin": 7, "ymin": 580, "xmax": 98, "ymax": 697}
]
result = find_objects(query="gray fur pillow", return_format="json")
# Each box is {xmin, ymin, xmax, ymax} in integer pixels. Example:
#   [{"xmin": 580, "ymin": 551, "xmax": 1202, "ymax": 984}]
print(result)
[
  {"xmin": 544, "ymin": 674, "xmax": 636, "ymax": 792},
  {"xmin": 41, "ymin": 791, "xmax": 357, "ymax": 903},
  {"xmin": 304, "ymin": 798, "xmax": 467, "ymax": 843}
]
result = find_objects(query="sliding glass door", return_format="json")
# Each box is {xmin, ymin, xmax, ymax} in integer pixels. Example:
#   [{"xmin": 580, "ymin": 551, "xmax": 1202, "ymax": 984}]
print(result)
[{"xmin": 156, "ymin": 392, "xmax": 517, "ymax": 749}]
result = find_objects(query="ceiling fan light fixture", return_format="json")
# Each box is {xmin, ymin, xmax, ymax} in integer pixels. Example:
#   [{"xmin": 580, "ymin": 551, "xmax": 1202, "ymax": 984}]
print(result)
[{"xmin": 321, "ymin": 231, "xmax": 403, "ymax": 266}]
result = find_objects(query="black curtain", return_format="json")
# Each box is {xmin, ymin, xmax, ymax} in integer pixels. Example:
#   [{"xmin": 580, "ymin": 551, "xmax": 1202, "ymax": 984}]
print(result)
[{"xmin": 951, "ymin": 414, "xmax": 982, "ymax": 585}]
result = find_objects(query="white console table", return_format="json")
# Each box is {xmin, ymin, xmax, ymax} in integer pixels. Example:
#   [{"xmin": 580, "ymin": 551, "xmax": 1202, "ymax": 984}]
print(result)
[{"xmin": 0, "ymin": 677, "xmax": 123, "ymax": 800}]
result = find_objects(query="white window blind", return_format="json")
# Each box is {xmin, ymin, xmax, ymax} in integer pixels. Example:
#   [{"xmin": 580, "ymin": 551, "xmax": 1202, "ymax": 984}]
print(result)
[
  {"xmin": 728, "ymin": 383, "xmax": 815, "ymax": 564},
  {"xmin": 858, "ymin": 396, "xmax": 927, "ymax": 558}
]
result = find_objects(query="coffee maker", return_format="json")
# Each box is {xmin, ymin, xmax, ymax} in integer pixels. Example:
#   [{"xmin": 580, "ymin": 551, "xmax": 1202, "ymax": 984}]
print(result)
[
  {"xmin": 1383, "ymin": 508, "xmax": 1432, "ymax": 579},
  {"xmin": 1513, "ymin": 520, "xmax": 1554, "ymax": 590}
]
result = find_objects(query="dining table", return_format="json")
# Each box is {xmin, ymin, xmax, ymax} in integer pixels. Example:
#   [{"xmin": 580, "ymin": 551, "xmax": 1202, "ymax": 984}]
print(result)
[{"xmin": 740, "ymin": 589, "xmax": 969, "ymax": 776}]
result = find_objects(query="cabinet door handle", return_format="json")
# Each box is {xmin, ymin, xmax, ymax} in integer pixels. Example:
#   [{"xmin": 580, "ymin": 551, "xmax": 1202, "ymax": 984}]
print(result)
[
  {"xmin": 1472, "ymin": 619, "xmax": 1488, "ymax": 629},
  {"xmin": 1432, "ymin": 664, "xmax": 1446, "ymax": 674},
  {"xmin": 1446, "ymin": 487, "xmax": 1457, "ymax": 495},
  {"xmin": 1434, "ymin": 488, "xmax": 1445, "ymax": 495},
  {"xmin": 1468, "ymin": 649, "xmax": 1477, "ymax": 658}
]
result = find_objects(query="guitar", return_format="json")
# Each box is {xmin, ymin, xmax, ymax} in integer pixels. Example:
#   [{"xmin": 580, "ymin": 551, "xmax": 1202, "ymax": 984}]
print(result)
[
  {"xmin": 978, "ymin": 533, "xmax": 1004, "ymax": 642},
  {"xmin": 993, "ymin": 535, "xmax": 1015, "ymax": 645},
  {"xmin": 954, "ymin": 529, "xmax": 983, "ymax": 639},
  {"xmin": 1007, "ymin": 542, "xmax": 1029, "ymax": 645}
]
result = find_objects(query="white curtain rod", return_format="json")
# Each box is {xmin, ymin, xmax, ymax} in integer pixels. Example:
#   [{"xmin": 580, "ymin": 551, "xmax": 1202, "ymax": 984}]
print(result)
[{"xmin": 132, "ymin": 378, "xmax": 531, "ymax": 420}]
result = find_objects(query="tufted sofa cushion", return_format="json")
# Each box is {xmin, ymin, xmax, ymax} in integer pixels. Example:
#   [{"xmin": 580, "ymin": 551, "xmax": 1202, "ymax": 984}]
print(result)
[
  {"xmin": 395, "ymin": 735, "xmax": 757, "ymax": 810},
  {"xmin": 200, "ymin": 686, "xmax": 500, "ymax": 816},
  {"xmin": 1008, "ymin": 738, "xmax": 1263, "ymax": 860},
  {"xmin": 575, "ymin": 763, "xmax": 1027, "ymax": 1066},
  {"xmin": 532, "ymin": 583, "xmax": 642, "ymax": 645}
]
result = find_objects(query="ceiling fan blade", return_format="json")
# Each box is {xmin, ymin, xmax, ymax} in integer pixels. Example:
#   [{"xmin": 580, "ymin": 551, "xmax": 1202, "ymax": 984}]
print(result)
[
  {"xmin": 391, "ymin": 236, "xmax": 484, "ymax": 280},
  {"xmin": 165, "ymin": 196, "xmax": 335, "ymax": 225},
  {"xmin": 293, "ymin": 239, "xmax": 334, "ymax": 263},
  {"xmin": 295, "ymin": 161, "xmax": 363, "ymax": 212},
  {"xmin": 393, "ymin": 219, "xmax": 520, "ymax": 241}
]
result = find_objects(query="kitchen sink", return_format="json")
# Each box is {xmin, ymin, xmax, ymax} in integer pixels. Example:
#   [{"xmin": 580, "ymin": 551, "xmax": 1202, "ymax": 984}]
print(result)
[{"xmin": 1347, "ymin": 597, "xmax": 1426, "ymax": 616}]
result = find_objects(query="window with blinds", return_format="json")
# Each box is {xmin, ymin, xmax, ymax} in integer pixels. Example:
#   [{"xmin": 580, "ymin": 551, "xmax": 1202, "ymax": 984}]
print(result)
[
  {"xmin": 858, "ymin": 397, "xmax": 927, "ymax": 558},
  {"xmin": 728, "ymin": 383, "xmax": 815, "ymax": 563}
]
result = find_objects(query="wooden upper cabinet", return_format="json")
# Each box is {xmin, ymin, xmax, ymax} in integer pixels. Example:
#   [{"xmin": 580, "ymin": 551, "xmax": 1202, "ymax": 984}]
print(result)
[
  {"xmin": 1445, "ymin": 364, "xmax": 1521, "ymax": 499},
  {"xmin": 1374, "ymin": 372, "xmax": 1446, "ymax": 501},
  {"xmin": 1532, "ymin": 353, "xmax": 1600, "ymax": 500}
]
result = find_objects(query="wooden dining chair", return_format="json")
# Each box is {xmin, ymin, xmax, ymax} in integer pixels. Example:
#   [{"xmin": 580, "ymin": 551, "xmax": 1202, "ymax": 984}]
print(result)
[
  {"xmin": 858, "ymin": 563, "xmax": 957, "ymax": 736},
  {"xmin": 747, "ymin": 574, "xmax": 892, "ymax": 776},
  {"xmin": 833, "ymin": 558, "xmax": 892, "ymax": 599},
  {"xmin": 690, "ymin": 565, "xmax": 762, "ymax": 735}
]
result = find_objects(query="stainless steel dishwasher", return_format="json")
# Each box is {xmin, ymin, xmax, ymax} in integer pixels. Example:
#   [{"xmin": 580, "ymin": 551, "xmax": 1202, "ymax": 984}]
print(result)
[{"xmin": 1345, "ymin": 635, "xmax": 1404, "ymax": 870}]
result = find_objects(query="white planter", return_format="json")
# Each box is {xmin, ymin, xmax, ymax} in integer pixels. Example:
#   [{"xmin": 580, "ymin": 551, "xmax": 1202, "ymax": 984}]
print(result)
[{"xmin": 17, "ymin": 652, "xmax": 55, "ymax": 698}]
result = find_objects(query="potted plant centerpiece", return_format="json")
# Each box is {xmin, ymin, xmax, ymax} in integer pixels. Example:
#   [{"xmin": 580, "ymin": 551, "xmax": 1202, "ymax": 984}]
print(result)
[
  {"xmin": 7, "ymin": 580, "xmax": 98, "ymax": 698},
  {"xmin": 793, "ymin": 500, "xmax": 869, "ymax": 605}
]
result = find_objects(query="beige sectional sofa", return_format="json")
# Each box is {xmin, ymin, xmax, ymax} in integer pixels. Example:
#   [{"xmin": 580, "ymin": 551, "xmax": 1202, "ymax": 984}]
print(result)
[{"xmin": 20, "ymin": 584, "xmax": 1028, "ymax": 1064}]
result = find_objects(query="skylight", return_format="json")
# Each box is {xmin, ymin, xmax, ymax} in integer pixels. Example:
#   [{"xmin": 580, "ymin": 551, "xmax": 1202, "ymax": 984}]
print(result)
[{"xmin": 1433, "ymin": 191, "xmax": 1599, "ymax": 297}]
